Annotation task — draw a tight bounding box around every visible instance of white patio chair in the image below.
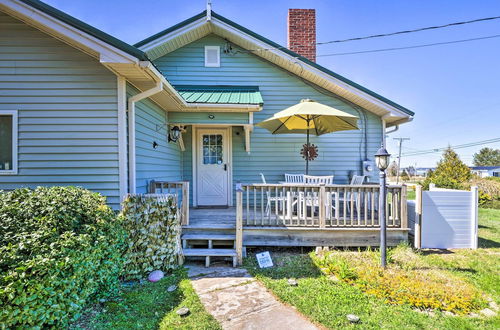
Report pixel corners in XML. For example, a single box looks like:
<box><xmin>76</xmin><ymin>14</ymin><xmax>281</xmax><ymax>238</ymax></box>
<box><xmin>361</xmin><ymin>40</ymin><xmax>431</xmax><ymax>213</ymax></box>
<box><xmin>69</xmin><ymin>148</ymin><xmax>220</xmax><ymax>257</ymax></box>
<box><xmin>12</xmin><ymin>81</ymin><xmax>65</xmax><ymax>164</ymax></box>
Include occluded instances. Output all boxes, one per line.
<box><xmin>338</xmin><ymin>175</ymin><xmax>366</xmax><ymax>213</ymax></box>
<box><xmin>260</xmin><ymin>173</ymin><xmax>287</xmax><ymax>216</ymax></box>
<box><xmin>304</xmin><ymin>175</ymin><xmax>334</xmax><ymax>185</ymax></box>
<box><xmin>285</xmin><ymin>173</ymin><xmax>304</xmax><ymax>183</ymax></box>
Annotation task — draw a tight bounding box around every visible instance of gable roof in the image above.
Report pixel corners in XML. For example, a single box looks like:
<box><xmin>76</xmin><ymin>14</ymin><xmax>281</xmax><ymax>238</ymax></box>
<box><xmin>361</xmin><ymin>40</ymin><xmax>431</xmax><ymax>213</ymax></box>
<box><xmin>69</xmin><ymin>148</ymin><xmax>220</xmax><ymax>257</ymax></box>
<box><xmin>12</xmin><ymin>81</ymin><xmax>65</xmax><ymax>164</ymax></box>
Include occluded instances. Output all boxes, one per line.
<box><xmin>135</xmin><ymin>10</ymin><xmax>414</xmax><ymax>122</ymax></box>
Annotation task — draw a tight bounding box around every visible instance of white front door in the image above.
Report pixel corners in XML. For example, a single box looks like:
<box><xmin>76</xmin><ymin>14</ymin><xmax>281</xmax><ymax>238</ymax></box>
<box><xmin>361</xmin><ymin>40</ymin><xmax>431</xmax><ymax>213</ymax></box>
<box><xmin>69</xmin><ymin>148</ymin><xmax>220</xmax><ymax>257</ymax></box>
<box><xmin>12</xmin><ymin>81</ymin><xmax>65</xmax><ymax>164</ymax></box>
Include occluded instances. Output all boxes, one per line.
<box><xmin>196</xmin><ymin>128</ymin><xmax>230</xmax><ymax>206</ymax></box>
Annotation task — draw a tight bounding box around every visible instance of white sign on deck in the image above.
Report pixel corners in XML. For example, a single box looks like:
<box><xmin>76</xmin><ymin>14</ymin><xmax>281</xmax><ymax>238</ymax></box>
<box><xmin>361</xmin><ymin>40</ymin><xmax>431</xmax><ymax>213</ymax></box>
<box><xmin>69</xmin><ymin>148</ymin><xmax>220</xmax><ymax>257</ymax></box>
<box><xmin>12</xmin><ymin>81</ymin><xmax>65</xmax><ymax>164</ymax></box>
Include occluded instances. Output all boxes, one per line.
<box><xmin>256</xmin><ymin>251</ymin><xmax>273</xmax><ymax>268</ymax></box>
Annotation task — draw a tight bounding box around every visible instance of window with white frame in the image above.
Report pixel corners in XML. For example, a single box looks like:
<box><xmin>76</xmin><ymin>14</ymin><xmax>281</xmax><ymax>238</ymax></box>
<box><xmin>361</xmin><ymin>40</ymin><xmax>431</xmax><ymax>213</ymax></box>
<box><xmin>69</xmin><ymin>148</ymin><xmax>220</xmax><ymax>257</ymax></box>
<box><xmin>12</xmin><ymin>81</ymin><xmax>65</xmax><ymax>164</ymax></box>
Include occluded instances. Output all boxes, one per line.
<box><xmin>0</xmin><ymin>110</ymin><xmax>18</xmax><ymax>174</ymax></box>
<box><xmin>204</xmin><ymin>46</ymin><xmax>220</xmax><ymax>67</ymax></box>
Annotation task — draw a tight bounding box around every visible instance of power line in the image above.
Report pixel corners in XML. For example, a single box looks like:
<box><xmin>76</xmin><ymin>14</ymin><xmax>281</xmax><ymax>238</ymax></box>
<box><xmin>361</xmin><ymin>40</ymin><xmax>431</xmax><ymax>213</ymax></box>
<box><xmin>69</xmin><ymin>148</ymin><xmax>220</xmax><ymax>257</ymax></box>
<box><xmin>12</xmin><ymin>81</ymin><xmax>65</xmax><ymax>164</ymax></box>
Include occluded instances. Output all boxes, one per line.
<box><xmin>317</xmin><ymin>34</ymin><xmax>500</xmax><ymax>57</ymax></box>
<box><xmin>229</xmin><ymin>15</ymin><xmax>500</xmax><ymax>54</ymax></box>
<box><xmin>317</xmin><ymin>16</ymin><xmax>500</xmax><ymax>45</ymax></box>
<box><xmin>402</xmin><ymin>138</ymin><xmax>500</xmax><ymax>156</ymax></box>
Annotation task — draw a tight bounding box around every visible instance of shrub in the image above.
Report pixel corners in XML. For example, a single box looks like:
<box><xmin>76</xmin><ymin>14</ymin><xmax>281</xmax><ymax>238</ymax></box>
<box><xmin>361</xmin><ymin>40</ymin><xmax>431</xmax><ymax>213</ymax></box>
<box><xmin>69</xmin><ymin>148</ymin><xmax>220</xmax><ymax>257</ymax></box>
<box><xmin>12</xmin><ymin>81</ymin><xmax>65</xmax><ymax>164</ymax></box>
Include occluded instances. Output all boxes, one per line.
<box><xmin>0</xmin><ymin>187</ymin><xmax>126</xmax><ymax>328</ymax></box>
<box><xmin>121</xmin><ymin>195</ymin><xmax>181</xmax><ymax>280</ymax></box>
<box><xmin>422</xmin><ymin>148</ymin><xmax>471</xmax><ymax>190</ymax></box>
<box><xmin>312</xmin><ymin>246</ymin><xmax>486</xmax><ymax>314</ymax></box>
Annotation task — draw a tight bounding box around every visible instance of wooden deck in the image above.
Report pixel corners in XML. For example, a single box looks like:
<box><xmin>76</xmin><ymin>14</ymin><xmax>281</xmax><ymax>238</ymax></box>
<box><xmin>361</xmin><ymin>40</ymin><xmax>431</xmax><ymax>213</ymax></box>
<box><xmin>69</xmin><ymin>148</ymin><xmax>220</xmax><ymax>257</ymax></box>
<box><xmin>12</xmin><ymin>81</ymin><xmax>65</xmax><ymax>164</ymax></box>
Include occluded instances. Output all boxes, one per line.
<box><xmin>184</xmin><ymin>207</ymin><xmax>408</xmax><ymax>247</ymax></box>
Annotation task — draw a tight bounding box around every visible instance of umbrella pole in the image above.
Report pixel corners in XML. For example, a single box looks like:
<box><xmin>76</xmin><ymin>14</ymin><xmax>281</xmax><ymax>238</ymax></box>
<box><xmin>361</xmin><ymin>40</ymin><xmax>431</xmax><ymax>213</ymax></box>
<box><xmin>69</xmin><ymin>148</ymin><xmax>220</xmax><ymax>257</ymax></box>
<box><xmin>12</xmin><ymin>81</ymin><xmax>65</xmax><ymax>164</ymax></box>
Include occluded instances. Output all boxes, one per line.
<box><xmin>306</xmin><ymin>129</ymin><xmax>309</xmax><ymax>175</ymax></box>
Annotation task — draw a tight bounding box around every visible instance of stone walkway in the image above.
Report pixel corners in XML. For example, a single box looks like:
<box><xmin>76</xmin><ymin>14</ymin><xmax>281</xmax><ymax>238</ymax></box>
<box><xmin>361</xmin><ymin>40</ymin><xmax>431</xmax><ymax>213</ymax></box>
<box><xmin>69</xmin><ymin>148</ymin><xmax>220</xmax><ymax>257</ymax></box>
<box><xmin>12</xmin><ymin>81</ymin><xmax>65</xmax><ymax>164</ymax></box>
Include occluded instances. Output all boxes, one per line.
<box><xmin>187</xmin><ymin>264</ymin><xmax>319</xmax><ymax>330</ymax></box>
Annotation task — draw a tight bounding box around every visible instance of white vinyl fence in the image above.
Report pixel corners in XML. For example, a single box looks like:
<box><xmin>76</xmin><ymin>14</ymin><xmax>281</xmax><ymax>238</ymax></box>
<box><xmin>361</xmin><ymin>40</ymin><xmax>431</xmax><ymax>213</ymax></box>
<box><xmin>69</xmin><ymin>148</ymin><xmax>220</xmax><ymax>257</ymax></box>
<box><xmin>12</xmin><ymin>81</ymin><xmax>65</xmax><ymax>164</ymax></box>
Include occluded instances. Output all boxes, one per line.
<box><xmin>408</xmin><ymin>185</ymin><xmax>478</xmax><ymax>249</ymax></box>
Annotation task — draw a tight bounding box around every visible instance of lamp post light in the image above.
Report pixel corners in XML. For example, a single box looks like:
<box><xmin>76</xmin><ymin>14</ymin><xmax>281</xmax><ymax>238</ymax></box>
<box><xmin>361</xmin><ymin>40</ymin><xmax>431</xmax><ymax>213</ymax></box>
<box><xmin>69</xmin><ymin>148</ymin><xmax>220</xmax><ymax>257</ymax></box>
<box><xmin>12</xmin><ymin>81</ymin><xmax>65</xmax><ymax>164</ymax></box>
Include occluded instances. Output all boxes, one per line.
<box><xmin>375</xmin><ymin>145</ymin><xmax>391</xmax><ymax>268</ymax></box>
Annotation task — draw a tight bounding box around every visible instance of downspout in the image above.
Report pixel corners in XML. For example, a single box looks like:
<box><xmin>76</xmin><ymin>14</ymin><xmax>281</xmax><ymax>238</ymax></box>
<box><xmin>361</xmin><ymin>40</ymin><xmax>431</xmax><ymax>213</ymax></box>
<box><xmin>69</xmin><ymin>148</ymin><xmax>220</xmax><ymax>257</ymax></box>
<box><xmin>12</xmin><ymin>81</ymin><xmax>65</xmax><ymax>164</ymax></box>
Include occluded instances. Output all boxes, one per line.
<box><xmin>128</xmin><ymin>82</ymin><xmax>163</xmax><ymax>193</ymax></box>
<box><xmin>381</xmin><ymin>114</ymin><xmax>399</xmax><ymax>147</ymax></box>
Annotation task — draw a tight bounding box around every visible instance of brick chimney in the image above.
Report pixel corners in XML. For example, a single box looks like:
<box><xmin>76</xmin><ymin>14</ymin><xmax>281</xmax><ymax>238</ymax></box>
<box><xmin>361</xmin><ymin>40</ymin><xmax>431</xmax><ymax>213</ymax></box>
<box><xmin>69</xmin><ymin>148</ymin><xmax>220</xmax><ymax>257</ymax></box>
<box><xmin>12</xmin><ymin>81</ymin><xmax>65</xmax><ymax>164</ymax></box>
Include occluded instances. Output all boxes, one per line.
<box><xmin>287</xmin><ymin>9</ymin><xmax>316</xmax><ymax>62</ymax></box>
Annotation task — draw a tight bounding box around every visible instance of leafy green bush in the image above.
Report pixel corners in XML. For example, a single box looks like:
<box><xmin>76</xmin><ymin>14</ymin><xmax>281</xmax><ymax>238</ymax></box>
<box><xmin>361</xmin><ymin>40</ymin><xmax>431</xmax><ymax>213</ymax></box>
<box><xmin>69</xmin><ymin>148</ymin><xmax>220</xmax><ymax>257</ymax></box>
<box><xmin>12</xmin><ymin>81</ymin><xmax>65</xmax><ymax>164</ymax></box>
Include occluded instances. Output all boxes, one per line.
<box><xmin>423</xmin><ymin>148</ymin><xmax>471</xmax><ymax>190</ymax></box>
<box><xmin>0</xmin><ymin>187</ymin><xmax>126</xmax><ymax>328</ymax></box>
<box><xmin>121</xmin><ymin>195</ymin><xmax>181</xmax><ymax>280</ymax></box>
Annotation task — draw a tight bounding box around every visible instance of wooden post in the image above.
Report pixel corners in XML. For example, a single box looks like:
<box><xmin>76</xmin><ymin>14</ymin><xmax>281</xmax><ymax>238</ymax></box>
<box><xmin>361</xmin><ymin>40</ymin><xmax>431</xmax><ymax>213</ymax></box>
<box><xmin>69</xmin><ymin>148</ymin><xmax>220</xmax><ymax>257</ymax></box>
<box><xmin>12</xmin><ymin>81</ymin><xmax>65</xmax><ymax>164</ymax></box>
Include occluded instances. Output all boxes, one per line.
<box><xmin>182</xmin><ymin>181</ymin><xmax>189</xmax><ymax>226</ymax></box>
<box><xmin>236</xmin><ymin>190</ymin><xmax>244</xmax><ymax>265</ymax></box>
<box><xmin>401</xmin><ymin>185</ymin><xmax>408</xmax><ymax>229</ymax></box>
<box><xmin>415</xmin><ymin>185</ymin><xmax>422</xmax><ymax>249</ymax></box>
<box><xmin>318</xmin><ymin>184</ymin><xmax>326</xmax><ymax>228</ymax></box>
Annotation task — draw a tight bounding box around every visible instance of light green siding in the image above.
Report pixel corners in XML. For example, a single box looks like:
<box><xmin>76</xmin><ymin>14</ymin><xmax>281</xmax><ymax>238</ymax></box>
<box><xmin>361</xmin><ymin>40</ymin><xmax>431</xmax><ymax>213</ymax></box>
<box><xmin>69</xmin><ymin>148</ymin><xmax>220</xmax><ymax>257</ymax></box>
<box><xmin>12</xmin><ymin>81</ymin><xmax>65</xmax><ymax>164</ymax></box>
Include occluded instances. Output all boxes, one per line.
<box><xmin>0</xmin><ymin>12</ymin><xmax>121</xmax><ymax>207</ymax></box>
<box><xmin>155</xmin><ymin>34</ymin><xmax>383</xmax><ymax>204</ymax></box>
<box><xmin>129</xmin><ymin>85</ymin><xmax>182</xmax><ymax>193</ymax></box>
<box><xmin>168</xmin><ymin>112</ymin><xmax>249</xmax><ymax>124</ymax></box>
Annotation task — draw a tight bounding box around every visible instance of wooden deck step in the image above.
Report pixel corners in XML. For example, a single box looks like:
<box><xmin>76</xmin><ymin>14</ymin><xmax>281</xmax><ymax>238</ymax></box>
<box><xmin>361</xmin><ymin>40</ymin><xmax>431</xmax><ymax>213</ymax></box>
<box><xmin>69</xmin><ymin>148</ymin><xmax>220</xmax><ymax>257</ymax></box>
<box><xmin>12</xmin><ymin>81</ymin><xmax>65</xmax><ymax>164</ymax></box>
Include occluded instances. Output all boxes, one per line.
<box><xmin>182</xmin><ymin>233</ymin><xmax>236</xmax><ymax>241</ymax></box>
<box><xmin>183</xmin><ymin>248</ymin><xmax>237</xmax><ymax>257</ymax></box>
<box><xmin>183</xmin><ymin>248</ymin><xmax>238</xmax><ymax>267</ymax></box>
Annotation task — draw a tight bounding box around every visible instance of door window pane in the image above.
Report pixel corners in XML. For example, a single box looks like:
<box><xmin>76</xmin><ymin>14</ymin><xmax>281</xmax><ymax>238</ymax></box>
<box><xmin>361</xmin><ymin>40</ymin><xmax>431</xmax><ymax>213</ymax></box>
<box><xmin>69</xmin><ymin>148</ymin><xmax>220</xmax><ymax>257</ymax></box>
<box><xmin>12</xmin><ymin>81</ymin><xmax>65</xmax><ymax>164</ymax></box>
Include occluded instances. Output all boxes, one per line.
<box><xmin>202</xmin><ymin>134</ymin><xmax>223</xmax><ymax>165</ymax></box>
<box><xmin>0</xmin><ymin>115</ymin><xmax>13</xmax><ymax>171</ymax></box>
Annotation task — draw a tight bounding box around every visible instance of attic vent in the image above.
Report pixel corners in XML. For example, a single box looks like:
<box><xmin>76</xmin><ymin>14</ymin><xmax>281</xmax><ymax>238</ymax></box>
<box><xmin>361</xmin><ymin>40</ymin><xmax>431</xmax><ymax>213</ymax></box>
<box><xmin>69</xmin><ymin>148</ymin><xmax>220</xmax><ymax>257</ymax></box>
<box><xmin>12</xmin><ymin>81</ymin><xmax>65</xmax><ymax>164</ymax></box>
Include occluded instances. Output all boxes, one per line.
<box><xmin>205</xmin><ymin>46</ymin><xmax>220</xmax><ymax>67</ymax></box>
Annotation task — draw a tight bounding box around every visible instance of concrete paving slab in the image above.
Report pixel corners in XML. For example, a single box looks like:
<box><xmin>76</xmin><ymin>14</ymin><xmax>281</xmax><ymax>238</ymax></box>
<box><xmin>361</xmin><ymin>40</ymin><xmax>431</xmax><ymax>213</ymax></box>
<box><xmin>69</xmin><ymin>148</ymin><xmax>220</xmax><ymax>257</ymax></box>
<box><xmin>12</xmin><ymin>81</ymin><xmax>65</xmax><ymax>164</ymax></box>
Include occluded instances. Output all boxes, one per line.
<box><xmin>185</xmin><ymin>263</ymin><xmax>319</xmax><ymax>330</ymax></box>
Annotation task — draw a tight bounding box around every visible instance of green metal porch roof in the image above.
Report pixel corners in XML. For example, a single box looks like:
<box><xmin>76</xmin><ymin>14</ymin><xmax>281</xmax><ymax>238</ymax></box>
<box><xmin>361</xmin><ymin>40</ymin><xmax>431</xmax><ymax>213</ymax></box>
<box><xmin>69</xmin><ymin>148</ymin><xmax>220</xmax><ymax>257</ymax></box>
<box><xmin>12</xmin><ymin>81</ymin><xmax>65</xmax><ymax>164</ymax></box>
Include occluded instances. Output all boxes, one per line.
<box><xmin>174</xmin><ymin>85</ymin><xmax>263</xmax><ymax>105</ymax></box>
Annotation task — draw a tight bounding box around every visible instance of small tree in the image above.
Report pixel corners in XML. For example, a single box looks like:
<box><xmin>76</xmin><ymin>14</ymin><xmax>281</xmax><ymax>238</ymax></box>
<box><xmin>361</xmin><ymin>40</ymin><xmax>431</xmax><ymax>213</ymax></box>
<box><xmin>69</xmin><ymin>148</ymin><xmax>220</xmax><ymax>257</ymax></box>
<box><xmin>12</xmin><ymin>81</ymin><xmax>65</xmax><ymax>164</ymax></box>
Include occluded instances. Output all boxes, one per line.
<box><xmin>473</xmin><ymin>147</ymin><xmax>500</xmax><ymax>166</ymax></box>
<box><xmin>423</xmin><ymin>147</ymin><xmax>471</xmax><ymax>190</ymax></box>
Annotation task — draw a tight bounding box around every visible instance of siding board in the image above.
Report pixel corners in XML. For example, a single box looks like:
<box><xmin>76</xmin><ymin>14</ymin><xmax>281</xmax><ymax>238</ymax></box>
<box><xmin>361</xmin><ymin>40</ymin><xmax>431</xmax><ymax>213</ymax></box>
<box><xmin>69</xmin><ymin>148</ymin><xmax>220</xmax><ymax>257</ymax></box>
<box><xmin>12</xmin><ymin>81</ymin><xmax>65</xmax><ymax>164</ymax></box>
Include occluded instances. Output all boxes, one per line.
<box><xmin>154</xmin><ymin>34</ymin><xmax>382</xmax><ymax>203</ymax></box>
<box><xmin>0</xmin><ymin>12</ymin><xmax>121</xmax><ymax>208</ymax></box>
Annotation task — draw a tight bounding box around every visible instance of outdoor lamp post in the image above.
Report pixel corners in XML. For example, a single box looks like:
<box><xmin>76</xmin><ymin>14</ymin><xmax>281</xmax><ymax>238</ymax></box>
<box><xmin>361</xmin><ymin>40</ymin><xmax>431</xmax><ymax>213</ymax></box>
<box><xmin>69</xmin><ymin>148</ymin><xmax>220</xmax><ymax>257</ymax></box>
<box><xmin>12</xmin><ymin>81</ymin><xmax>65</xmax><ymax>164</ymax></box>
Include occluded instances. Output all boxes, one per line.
<box><xmin>375</xmin><ymin>145</ymin><xmax>391</xmax><ymax>268</ymax></box>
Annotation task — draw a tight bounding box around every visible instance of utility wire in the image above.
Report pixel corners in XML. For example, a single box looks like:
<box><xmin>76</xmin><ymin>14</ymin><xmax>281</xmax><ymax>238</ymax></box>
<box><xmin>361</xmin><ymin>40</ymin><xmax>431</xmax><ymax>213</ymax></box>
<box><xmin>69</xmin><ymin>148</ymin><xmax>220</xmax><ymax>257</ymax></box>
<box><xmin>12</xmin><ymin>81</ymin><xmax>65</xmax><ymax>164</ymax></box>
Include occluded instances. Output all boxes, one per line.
<box><xmin>317</xmin><ymin>16</ymin><xmax>500</xmax><ymax>45</ymax></box>
<box><xmin>402</xmin><ymin>138</ymin><xmax>500</xmax><ymax>156</ymax></box>
<box><xmin>317</xmin><ymin>34</ymin><xmax>500</xmax><ymax>57</ymax></box>
<box><xmin>228</xmin><ymin>15</ymin><xmax>500</xmax><ymax>54</ymax></box>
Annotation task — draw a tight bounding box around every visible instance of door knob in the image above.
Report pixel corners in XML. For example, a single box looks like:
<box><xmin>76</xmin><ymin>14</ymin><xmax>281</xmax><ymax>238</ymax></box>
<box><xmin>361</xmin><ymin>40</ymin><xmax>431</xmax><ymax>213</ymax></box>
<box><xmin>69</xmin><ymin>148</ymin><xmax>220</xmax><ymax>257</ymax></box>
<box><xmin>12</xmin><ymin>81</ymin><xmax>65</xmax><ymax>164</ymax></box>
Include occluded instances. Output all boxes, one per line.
<box><xmin>224</xmin><ymin>164</ymin><xmax>227</xmax><ymax>171</ymax></box>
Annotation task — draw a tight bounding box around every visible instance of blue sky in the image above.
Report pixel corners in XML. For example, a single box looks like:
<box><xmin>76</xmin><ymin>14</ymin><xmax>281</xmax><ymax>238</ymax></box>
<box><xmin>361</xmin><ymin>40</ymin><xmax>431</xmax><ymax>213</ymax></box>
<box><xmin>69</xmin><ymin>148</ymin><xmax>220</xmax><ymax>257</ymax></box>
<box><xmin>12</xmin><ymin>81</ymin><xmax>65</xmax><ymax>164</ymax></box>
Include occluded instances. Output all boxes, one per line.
<box><xmin>43</xmin><ymin>0</ymin><xmax>500</xmax><ymax>167</ymax></box>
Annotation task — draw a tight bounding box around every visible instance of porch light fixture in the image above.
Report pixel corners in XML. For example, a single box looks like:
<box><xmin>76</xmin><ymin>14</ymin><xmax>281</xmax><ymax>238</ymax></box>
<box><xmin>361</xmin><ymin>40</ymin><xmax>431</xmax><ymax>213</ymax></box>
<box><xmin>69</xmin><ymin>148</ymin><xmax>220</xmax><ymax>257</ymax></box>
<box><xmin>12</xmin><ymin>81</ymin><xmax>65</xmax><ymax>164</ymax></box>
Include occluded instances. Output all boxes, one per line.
<box><xmin>375</xmin><ymin>145</ymin><xmax>391</xmax><ymax>268</ymax></box>
<box><xmin>168</xmin><ymin>126</ymin><xmax>181</xmax><ymax>143</ymax></box>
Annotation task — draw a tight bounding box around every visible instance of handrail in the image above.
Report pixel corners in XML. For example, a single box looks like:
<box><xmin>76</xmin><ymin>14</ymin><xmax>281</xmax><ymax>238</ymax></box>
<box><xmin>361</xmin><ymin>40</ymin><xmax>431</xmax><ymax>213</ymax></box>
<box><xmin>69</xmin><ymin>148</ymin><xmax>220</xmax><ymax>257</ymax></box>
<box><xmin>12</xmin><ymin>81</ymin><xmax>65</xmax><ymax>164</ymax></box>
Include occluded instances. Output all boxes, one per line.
<box><xmin>149</xmin><ymin>180</ymin><xmax>190</xmax><ymax>225</ymax></box>
<box><xmin>238</xmin><ymin>183</ymin><xmax>407</xmax><ymax>229</ymax></box>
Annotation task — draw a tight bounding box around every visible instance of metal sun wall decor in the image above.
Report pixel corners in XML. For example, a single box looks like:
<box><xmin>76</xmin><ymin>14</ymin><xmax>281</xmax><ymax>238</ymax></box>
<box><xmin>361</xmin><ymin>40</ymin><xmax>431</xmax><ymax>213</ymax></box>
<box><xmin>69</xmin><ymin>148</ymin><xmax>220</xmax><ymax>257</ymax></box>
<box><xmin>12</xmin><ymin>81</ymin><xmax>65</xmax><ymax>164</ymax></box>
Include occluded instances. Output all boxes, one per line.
<box><xmin>301</xmin><ymin>143</ymin><xmax>318</xmax><ymax>161</ymax></box>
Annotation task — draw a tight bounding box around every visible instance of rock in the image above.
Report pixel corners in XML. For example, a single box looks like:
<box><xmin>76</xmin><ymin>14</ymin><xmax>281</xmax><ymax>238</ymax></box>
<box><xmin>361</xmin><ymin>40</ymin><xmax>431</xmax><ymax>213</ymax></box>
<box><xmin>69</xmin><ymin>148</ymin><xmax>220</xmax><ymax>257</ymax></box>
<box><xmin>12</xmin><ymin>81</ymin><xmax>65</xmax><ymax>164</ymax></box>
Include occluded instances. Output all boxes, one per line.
<box><xmin>287</xmin><ymin>278</ymin><xmax>298</xmax><ymax>286</ymax></box>
<box><xmin>489</xmin><ymin>301</ymin><xmax>499</xmax><ymax>312</ymax></box>
<box><xmin>480</xmin><ymin>308</ymin><xmax>496</xmax><ymax>317</ymax></box>
<box><xmin>443</xmin><ymin>311</ymin><xmax>455</xmax><ymax>317</ymax></box>
<box><xmin>176</xmin><ymin>307</ymin><xmax>190</xmax><ymax>316</ymax></box>
<box><xmin>328</xmin><ymin>275</ymin><xmax>340</xmax><ymax>282</ymax></box>
<box><xmin>148</xmin><ymin>270</ymin><xmax>164</xmax><ymax>282</ymax></box>
<box><xmin>346</xmin><ymin>314</ymin><xmax>360</xmax><ymax>323</ymax></box>
<box><xmin>469</xmin><ymin>313</ymin><xmax>480</xmax><ymax>318</ymax></box>
<box><xmin>167</xmin><ymin>285</ymin><xmax>177</xmax><ymax>292</ymax></box>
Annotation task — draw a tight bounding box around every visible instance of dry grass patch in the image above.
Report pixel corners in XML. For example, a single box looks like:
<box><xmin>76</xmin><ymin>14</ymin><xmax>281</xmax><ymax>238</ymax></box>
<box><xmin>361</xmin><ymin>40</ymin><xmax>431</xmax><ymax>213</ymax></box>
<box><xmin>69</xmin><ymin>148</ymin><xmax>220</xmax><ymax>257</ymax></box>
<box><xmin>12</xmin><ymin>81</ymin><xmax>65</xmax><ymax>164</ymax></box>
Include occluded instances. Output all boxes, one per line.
<box><xmin>312</xmin><ymin>245</ymin><xmax>487</xmax><ymax>314</ymax></box>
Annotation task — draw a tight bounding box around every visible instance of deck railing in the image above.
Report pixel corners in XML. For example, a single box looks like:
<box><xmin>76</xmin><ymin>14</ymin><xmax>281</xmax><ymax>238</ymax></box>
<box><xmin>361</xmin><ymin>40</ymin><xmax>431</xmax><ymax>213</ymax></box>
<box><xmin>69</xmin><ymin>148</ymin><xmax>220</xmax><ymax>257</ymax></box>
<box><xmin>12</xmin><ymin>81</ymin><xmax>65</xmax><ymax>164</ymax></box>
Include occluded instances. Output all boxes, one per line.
<box><xmin>237</xmin><ymin>183</ymin><xmax>408</xmax><ymax>229</ymax></box>
<box><xmin>149</xmin><ymin>180</ymin><xmax>190</xmax><ymax>225</ymax></box>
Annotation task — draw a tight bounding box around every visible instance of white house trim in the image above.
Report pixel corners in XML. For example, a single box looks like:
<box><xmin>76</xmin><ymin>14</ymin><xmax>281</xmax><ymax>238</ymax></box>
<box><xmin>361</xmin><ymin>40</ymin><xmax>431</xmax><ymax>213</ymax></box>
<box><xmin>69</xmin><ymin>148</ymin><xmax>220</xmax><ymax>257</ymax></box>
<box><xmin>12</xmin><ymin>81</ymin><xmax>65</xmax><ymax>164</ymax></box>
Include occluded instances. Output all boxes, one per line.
<box><xmin>139</xmin><ymin>17</ymin><xmax>207</xmax><ymax>54</ymax></box>
<box><xmin>127</xmin><ymin>81</ymin><xmax>163</xmax><ymax>194</ymax></box>
<box><xmin>117</xmin><ymin>76</ymin><xmax>128</xmax><ymax>201</ymax></box>
<box><xmin>0</xmin><ymin>110</ymin><xmax>18</xmax><ymax>175</ymax></box>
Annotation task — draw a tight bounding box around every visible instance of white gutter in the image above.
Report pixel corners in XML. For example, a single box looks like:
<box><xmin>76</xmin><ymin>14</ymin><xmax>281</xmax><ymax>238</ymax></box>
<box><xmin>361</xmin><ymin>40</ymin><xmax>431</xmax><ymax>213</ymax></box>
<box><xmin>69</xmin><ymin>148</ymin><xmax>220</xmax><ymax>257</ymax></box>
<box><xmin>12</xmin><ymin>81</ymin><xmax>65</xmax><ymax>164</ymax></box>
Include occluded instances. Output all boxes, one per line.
<box><xmin>128</xmin><ymin>81</ymin><xmax>163</xmax><ymax>193</ymax></box>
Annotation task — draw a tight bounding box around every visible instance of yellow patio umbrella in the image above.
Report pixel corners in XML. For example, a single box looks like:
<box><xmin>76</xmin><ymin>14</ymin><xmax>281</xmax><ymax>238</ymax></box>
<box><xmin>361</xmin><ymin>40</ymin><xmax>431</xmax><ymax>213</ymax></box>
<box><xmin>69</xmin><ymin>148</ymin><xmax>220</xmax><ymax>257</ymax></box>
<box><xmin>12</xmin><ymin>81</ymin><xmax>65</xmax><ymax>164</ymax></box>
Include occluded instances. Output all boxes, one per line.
<box><xmin>256</xmin><ymin>99</ymin><xmax>358</xmax><ymax>174</ymax></box>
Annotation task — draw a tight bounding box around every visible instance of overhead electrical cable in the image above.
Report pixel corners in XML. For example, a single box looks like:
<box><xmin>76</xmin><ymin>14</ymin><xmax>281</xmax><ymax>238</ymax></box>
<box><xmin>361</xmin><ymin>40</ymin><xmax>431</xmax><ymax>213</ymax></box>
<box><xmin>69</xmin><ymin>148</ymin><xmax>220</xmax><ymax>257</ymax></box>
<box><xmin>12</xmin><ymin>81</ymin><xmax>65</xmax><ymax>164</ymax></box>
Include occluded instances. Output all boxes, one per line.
<box><xmin>317</xmin><ymin>34</ymin><xmax>500</xmax><ymax>57</ymax></box>
<box><xmin>402</xmin><ymin>138</ymin><xmax>500</xmax><ymax>156</ymax></box>
<box><xmin>316</xmin><ymin>15</ymin><xmax>500</xmax><ymax>45</ymax></box>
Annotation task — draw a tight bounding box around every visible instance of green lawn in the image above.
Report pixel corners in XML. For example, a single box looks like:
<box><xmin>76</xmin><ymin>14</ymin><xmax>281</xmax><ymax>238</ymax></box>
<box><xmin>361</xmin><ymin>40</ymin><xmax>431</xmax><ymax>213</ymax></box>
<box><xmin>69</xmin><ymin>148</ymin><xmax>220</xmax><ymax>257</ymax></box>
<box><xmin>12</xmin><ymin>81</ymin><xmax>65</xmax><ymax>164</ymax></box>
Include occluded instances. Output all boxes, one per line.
<box><xmin>72</xmin><ymin>268</ymin><xmax>220</xmax><ymax>330</ymax></box>
<box><xmin>244</xmin><ymin>208</ymin><xmax>500</xmax><ymax>329</ymax></box>
<box><xmin>74</xmin><ymin>209</ymin><xmax>499</xmax><ymax>329</ymax></box>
